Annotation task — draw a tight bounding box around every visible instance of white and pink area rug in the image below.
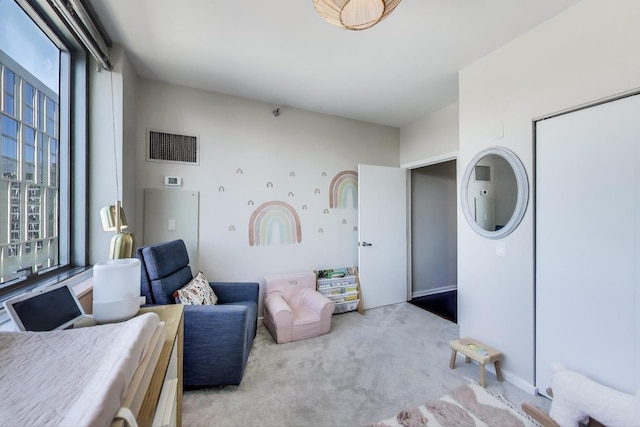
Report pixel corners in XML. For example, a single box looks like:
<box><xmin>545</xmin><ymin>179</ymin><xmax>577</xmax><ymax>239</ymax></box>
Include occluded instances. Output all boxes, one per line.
<box><xmin>370</xmin><ymin>383</ymin><xmax>541</xmax><ymax>427</ymax></box>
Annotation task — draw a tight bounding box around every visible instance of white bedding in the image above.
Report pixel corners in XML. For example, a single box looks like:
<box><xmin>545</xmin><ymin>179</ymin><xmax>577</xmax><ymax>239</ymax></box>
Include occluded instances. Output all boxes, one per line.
<box><xmin>0</xmin><ymin>312</ymin><xmax>161</xmax><ymax>427</ymax></box>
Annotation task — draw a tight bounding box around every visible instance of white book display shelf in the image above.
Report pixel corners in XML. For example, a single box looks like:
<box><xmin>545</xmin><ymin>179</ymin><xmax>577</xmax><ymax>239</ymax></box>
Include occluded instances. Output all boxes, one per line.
<box><xmin>316</xmin><ymin>267</ymin><xmax>364</xmax><ymax>314</ymax></box>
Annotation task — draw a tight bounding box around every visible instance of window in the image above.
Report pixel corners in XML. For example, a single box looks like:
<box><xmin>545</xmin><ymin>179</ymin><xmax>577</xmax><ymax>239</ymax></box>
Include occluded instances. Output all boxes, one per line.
<box><xmin>2</xmin><ymin>69</ymin><xmax>15</xmax><ymax>116</ymax></box>
<box><xmin>0</xmin><ymin>0</ymin><xmax>88</xmax><ymax>299</ymax></box>
<box><xmin>22</xmin><ymin>82</ymin><xmax>35</xmax><ymax>126</ymax></box>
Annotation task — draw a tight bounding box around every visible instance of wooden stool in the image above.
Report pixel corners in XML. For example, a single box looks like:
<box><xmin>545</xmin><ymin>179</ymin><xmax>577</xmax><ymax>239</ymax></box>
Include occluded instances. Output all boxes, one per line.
<box><xmin>449</xmin><ymin>337</ymin><xmax>504</xmax><ymax>387</ymax></box>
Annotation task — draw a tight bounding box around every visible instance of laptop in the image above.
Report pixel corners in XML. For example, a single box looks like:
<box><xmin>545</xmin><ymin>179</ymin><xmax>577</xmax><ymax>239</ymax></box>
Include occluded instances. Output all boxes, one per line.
<box><xmin>3</xmin><ymin>282</ymin><xmax>89</xmax><ymax>331</ymax></box>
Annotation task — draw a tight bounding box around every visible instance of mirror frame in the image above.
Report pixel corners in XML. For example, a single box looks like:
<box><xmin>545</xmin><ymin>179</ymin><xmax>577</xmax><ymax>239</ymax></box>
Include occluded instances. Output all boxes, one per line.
<box><xmin>461</xmin><ymin>146</ymin><xmax>529</xmax><ymax>239</ymax></box>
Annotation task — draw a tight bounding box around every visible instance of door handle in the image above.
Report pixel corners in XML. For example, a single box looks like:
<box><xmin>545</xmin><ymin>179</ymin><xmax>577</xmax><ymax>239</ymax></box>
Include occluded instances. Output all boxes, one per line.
<box><xmin>360</xmin><ymin>242</ymin><xmax>373</xmax><ymax>247</ymax></box>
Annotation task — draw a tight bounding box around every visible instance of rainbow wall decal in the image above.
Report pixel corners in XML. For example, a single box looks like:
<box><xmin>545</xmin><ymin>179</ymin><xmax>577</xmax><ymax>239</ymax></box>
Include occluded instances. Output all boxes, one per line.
<box><xmin>329</xmin><ymin>170</ymin><xmax>358</xmax><ymax>209</ymax></box>
<box><xmin>249</xmin><ymin>201</ymin><xmax>302</xmax><ymax>247</ymax></box>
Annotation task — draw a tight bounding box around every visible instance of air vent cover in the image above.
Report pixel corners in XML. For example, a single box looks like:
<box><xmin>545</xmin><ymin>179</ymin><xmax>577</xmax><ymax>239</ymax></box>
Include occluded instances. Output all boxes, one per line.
<box><xmin>147</xmin><ymin>129</ymin><xmax>199</xmax><ymax>165</ymax></box>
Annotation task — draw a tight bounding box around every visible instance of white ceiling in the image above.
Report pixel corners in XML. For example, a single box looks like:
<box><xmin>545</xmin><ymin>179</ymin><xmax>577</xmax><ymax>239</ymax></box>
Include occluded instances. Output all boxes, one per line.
<box><xmin>88</xmin><ymin>0</ymin><xmax>582</xmax><ymax>128</ymax></box>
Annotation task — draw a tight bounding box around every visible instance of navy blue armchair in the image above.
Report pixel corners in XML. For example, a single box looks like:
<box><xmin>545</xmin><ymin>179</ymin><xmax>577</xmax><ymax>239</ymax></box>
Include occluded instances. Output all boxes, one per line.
<box><xmin>136</xmin><ymin>239</ymin><xmax>258</xmax><ymax>388</ymax></box>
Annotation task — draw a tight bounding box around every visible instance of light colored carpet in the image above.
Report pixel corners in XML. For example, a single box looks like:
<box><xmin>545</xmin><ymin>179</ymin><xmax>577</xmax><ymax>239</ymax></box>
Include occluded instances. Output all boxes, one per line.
<box><xmin>182</xmin><ymin>302</ymin><xmax>549</xmax><ymax>427</ymax></box>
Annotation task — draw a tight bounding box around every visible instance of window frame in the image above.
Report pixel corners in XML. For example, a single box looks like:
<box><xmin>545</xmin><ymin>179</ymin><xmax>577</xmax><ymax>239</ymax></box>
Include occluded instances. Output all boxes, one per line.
<box><xmin>0</xmin><ymin>0</ymin><xmax>89</xmax><ymax>302</ymax></box>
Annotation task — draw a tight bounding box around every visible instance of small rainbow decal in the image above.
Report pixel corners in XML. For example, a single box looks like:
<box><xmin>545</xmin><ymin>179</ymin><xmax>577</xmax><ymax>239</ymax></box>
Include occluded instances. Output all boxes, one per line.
<box><xmin>249</xmin><ymin>201</ymin><xmax>302</xmax><ymax>246</ymax></box>
<box><xmin>329</xmin><ymin>170</ymin><xmax>358</xmax><ymax>209</ymax></box>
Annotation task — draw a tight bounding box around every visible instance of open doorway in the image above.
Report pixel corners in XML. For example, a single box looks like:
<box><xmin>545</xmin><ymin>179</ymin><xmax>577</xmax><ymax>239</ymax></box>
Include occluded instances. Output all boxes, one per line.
<box><xmin>409</xmin><ymin>160</ymin><xmax>457</xmax><ymax>322</ymax></box>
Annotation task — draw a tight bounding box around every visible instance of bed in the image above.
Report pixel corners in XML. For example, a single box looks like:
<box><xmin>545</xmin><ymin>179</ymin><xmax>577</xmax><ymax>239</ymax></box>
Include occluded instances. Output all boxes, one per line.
<box><xmin>0</xmin><ymin>312</ymin><xmax>164</xmax><ymax>426</ymax></box>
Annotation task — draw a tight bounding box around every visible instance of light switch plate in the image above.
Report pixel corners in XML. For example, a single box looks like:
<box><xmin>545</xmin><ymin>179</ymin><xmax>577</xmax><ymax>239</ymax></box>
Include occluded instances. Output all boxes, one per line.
<box><xmin>496</xmin><ymin>241</ymin><xmax>506</xmax><ymax>257</ymax></box>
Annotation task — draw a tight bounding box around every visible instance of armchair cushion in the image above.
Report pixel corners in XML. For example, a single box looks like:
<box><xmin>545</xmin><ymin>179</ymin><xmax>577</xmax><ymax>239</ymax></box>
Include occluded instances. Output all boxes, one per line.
<box><xmin>183</xmin><ymin>297</ymin><xmax>258</xmax><ymax>387</ymax></box>
<box><xmin>142</xmin><ymin>240</ymin><xmax>195</xmax><ymax>305</ymax></box>
<box><xmin>299</xmin><ymin>289</ymin><xmax>335</xmax><ymax>320</ymax></box>
<box><xmin>211</xmin><ymin>282</ymin><xmax>258</xmax><ymax>304</ymax></box>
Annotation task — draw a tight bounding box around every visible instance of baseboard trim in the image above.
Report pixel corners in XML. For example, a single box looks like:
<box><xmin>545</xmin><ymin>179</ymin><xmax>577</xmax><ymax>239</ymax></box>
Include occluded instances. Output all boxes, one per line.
<box><xmin>411</xmin><ymin>285</ymin><xmax>457</xmax><ymax>299</ymax></box>
<box><xmin>502</xmin><ymin>370</ymin><xmax>538</xmax><ymax>395</ymax></box>
<box><xmin>453</xmin><ymin>353</ymin><xmax>537</xmax><ymax>395</ymax></box>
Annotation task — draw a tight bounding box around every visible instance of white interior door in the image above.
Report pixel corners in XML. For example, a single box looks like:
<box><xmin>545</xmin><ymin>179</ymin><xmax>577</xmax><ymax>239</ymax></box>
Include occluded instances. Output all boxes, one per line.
<box><xmin>358</xmin><ymin>164</ymin><xmax>408</xmax><ymax>310</ymax></box>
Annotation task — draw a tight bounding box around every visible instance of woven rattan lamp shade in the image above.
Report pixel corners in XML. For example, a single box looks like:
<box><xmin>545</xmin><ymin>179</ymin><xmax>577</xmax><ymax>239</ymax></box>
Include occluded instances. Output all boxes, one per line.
<box><xmin>313</xmin><ymin>0</ymin><xmax>401</xmax><ymax>30</ymax></box>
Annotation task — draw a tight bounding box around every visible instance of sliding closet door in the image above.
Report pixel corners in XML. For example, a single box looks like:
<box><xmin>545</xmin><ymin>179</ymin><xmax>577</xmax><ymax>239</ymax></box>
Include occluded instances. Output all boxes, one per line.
<box><xmin>536</xmin><ymin>94</ymin><xmax>640</xmax><ymax>395</ymax></box>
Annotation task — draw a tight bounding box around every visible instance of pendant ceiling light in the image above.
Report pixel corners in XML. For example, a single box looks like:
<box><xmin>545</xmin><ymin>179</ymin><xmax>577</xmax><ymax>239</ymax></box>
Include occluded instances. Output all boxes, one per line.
<box><xmin>314</xmin><ymin>0</ymin><xmax>401</xmax><ymax>31</ymax></box>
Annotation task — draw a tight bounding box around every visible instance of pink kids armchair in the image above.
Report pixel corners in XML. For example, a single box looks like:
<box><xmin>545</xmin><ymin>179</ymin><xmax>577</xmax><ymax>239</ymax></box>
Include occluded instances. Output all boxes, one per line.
<box><xmin>264</xmin><ymin>272</ymin><xmax>335</xmax><ymax>344</ymax></box>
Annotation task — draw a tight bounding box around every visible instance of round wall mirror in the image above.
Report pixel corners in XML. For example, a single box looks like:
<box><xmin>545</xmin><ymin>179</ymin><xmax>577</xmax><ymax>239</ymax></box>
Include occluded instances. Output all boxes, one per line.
<box><xmin>461</xmin><ymin>146</ymin><xmax>529</xmax><ymax>239</ymax></box>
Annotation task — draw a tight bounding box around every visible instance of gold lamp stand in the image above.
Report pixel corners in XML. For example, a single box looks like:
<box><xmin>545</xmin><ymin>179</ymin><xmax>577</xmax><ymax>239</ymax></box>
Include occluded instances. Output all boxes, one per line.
<box><xmin>100</xmin><ymin>200</ymin><xmax>135</xmax><ymax>259</ymax></box>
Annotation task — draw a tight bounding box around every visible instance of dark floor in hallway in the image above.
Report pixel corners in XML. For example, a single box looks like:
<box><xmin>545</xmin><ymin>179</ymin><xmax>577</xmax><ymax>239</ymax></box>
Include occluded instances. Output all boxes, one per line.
<box><xmin>410</xmin><ymin>290</ymin><xmax>457</xmax><ymax>323</ymax></box>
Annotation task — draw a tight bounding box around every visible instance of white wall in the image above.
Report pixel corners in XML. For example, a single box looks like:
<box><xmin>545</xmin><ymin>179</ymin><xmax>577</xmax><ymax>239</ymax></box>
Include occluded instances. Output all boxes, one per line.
<box><xmin>89</xmin><ymin>46</ymin><xmax>138</xmax><ymax>264</ymax></box>
<box><xmin>135</xmin><ymin>80</ymin><xmax>399</xmax><ymax>304</ymax></box>
<box><xmin>458</xmin><ymin>0</ymin><xmax>640</xmax><ymax>392</ymax></box>
<box><xmin>400</xmin><ymin>102</ymin><xmax>459</xmax><ymax>166</ymax></box>
<box><xmin>410</xmin><ymin>161</ymin><xmax>457</xmax><ymax>296</ymax></box>
<box><xmin>400</xmin><ymin>102</ymin><xmax>460</xmax><ymax>299</ymax></box>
